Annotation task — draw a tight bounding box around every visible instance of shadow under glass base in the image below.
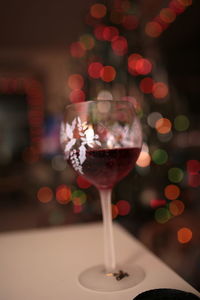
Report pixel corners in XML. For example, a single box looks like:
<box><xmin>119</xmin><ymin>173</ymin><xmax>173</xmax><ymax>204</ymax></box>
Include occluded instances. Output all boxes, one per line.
<box><xmin>78</xmin><ymin>264</ymin><xmax>145</xmax><ymax>292</ymax></box>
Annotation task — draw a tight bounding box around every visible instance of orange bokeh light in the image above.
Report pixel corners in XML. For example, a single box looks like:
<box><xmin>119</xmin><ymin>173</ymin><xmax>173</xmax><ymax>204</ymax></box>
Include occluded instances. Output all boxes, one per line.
<box><xmin>100</xmin><ymin>66</ymin><xmax>116</xmax><ymax>82</ymax></box>
<box><xmin>152</xmin><ymin>82</ymin><xmax>169</xmax><ymax>99</ymax></box>
<box><xmin>164</xmin><ymin>184</ymin><xmax>180</xmax><ymax>200</ymax></box>
<box><xmin>136</xmin><ymin>151</ymin><xmax>151</xmax><ymax>168</ymax></box>
<box><xmin>68</xmin><ymin>74</ymin><xmax>84</xmax><ymax>90</ymax></box>
<box><xmin>155</xmin><ymin>118</ymin><xmax>172</xmax><ymax>134</ymax></box>
<box><xmin>177</xmin><ymin>227</ymin><xmax>193</xmax><ymax>244</ymax></box>
<box><xmin>56</xmin><ymin>185</ymin><xmax>71</xmax><ymax>204</ymax></box>
<box><xmin>112</xmin><ymin>204</ymin><xmax>119</xmax><ymax>219</ymax></box>
<box><xmin>169</xmin><ymin>200</ymin><xmax>185</xmax><ymax>216</ymax></box>
<box><xmin>37</xmin><ymin>186</ymin><xmax>53</xmax><ymax>203</ymax></box>
<box><xmin>90</xmin><ymin>3</ymin><xmax>107</xmax><ymax>19</ymax></box>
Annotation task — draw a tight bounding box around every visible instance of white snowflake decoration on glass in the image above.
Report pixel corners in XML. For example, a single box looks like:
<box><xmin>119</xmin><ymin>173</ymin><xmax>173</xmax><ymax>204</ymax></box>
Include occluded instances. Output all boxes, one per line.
<box><xmin>61</xmin><ymin>117</ymin><xmax>101</xmax><ymax>174</ymax></box>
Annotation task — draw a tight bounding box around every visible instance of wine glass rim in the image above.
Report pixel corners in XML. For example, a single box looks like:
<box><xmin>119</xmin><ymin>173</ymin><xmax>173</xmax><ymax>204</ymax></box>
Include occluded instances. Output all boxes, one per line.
<box><xmin>65</xmin><ymin>100</ymin><xmax>134</xmax><ymax>110</ymax></box>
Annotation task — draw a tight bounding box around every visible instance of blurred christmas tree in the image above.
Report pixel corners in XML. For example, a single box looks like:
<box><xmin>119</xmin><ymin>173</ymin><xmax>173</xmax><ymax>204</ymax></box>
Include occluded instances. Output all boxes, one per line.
<box><xmin>65</xmin><ymin>0</ymin><xmax>198</xmax><ymax>234</ymax></box>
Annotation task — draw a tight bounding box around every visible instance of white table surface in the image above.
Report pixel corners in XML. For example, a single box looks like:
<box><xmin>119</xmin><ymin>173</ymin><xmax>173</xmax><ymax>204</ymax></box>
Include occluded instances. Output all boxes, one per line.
<box><xmin>0</xmin><ymin>222</ymin><xmax>199</xmax><ymax>300</ymax></box>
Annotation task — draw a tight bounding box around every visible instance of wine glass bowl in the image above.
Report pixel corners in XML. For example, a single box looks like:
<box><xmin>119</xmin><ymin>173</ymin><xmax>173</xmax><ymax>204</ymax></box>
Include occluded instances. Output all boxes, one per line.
<box><xmin>60</xmin><ymin>100</ymin><xmax>144</xmax><ymax>292</ymax></box>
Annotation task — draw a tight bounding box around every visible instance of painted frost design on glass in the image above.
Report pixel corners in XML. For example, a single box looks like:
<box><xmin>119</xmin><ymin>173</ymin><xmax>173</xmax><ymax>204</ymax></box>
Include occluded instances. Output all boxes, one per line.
<box><xmin>60</xmin><ymin>117</ymin><xmax>101</xmax><ymax>174</ymax></box>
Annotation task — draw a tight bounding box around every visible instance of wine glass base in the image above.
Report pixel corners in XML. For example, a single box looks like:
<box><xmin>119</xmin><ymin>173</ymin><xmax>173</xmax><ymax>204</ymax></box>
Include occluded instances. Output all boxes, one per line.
<box><xmin>78</xmin><ymin>264</ymin><xmax>145</xmax><ymax>292</ymax></box>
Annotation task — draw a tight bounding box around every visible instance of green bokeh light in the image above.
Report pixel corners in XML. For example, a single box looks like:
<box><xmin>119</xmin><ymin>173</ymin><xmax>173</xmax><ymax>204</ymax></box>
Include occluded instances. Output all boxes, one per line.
<box><xmin>152</xmin><ymin>149</ymin><xmax>168</xmax><ymax>165</ymax></box>
<box><xmin>168</xmin><ymin>167</ymin><xmax>184</xmax><ymax>183</ymax></box>
<box><xmin>174</xmin><ymin>115</ymin><xmax>190</xmax><ymax>131</ymax></box>
<box><xmin>155</xmin><ymin>207</ymin><xmax>171</xmax><ymax>224</ymax></box>
<box><xmin>72</xmin><ymin>189</ymin><xmax>87</xmax><ymax>204</ymax></box>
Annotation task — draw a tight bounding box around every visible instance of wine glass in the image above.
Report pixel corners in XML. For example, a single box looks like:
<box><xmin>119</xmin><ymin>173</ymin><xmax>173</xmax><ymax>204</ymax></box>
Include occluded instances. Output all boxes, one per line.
<box><xmin>60</xmin><ymin>100</ymin><xmax>144</xmax><ymax>292</ymax></box>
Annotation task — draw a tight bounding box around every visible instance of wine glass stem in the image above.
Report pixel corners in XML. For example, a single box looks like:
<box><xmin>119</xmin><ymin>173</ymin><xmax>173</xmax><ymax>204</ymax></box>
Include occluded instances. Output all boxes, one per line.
<box><xmin>99</xmin><ymin>189</ymin><xmax>116</xmax><ymax>273</ymax></box>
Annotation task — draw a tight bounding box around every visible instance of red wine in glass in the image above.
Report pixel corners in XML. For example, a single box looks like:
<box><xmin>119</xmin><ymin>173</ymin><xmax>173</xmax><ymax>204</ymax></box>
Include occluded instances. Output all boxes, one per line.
<box><xmin>67</xmin><ymin>147</ymin><xmax>141</xmax><ymax>189</ymax></box>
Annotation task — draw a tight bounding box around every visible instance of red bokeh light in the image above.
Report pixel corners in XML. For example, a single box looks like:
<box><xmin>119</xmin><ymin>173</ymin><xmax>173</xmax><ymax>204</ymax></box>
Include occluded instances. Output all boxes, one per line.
<box><xmin>111</xmin><ymin>36</ymin><xmax>128</xmax><ymax>56</ymax></box>
<box><xmin>77</xmin><ymin>175</ymin><xmax>92</xmax><ymax>189</ymax></box>
<box><xmin>188</xmin><ymin>174</ymin><xmax>200</xmax><ymax>188</ymax></box>
<box><xmin>139</xmin><ymin>77</ymin><xmax>154</xmax><ymax>94</ymax></box>
<box><xmin>100</xmin><ymin>66</ymin><xmax>116</xmax><ymax>82</ymax></box>
<box><xmin>70</xmin><ymin>42</ymin><xmax>85</xmax><ymax>58</ymax></box>
<box><xmin>187</xmin><ymin>160</ymin><xmax>200</xmax><ymax>174</ymax></box>
<box><xmin>69</xmin><ymin>89</ymin><xmax>85</xmax><ymax>103</ymax></box>
<box><xmin>169</xmin><ymin>0</ymin><xmax>186</xmax><ymax>14</ymax></box>
<box><xmin>103</xmin><ymin>26</ymin><xmax>119</xmax><ymax>41</ymax></box>
<box><xmin>150</xmin><ymin>199</ymin><xmax>166</xmax><ymax>208</ymax></box>
<box><xmin>37</xmin><ymin>186</ymin><xmax>53</xmax><ymax>203</ymax></box>
<box><xmin>94</xmin><ymin>24</ymin><xmax>106</xmax><ymax>40</ymax></box>
<box><xmin>135</xmin><ymin>58</ymin><xmax>152</xmax><ymax>75</ymax></box>
<box><xmin>88</xmin><ymin>62</ymin><xmax>103</xmax><ymax>79</ymax></box>
<box><xmin>116</xmin><ymin>200</ymin><xmax>131</xmax><ymax>216</ymax></box>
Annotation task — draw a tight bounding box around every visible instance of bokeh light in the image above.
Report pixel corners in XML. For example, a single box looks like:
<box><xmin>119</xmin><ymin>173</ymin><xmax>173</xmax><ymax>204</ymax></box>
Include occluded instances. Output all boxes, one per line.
<box><xmin>77</xmin><ymin>175</ymin><xmax>92</xmax><ymax>189</ymax></box>
<box><xmin>116</xmin><ymin>200</ymin><xmax>131</xmax><ymax>216</ymax></box>
<box><xmin>155</xmin><ymin>207</ymin><xmax>171</xmax><ymax>223</ymax></box>
<box><xmin>169</xmin><ymin>199</ymin><xmax>185</xmax><ymax>216</ymax></box>
<box><xmin>187</xmin><ymin>160</ymin><xmax>200</xmax><ymax>174</ymax></box>
<box><xmin>37</xmin><ymin>186</ymin><xmax>53</xmax><ymax>203</ymax></box>
<box><xmin>69</xmin><ymin>89</ymin><xmax>85</xmax><ymax>103</ymax></box>
<box><xmin>103</xmin><ymin>26</ymin><xmax>119</xmax><ymax>41</ymax></box>
<box><xmin>160</xmin><ymin>8</ymin><xmax>176</xmax><ymax>23</ymax></box>
<box><xmin>80</xmin><ymin>34</ymin><xmax>95</xmax><ymax>50</ymax></box>
<box><xmin>97</xmin><ymin>90</ymin><xmax>113</xmax><ymax>100</ymax></box>
<box><xmin>88</xmin><ymin>62</ymin><xmax>103</xmax><ymax>79</ymax></box>
<box><xmin>168</xmin><ymin>167</ymin><xmax>184</xmax><ymax>183</ymax></box>
<box><xmin>150</xmin><ymin>199</ymin><xmax>166</xmax><ymax>208</ymax></box>
<box><xmin>70</xmin><ymin>42</ymin><xmax>85</xmax><ymax>58</ymax></box>
<box><xmin>68</xmin><ymin>74</ymin><xmax>84</xmax><ymax>90</ymax></box>
<box><xmin>174</xmin><ymin>115</ymin><xmax>190</xmax><ymax>131</ymax></box>
<box><xmin>136</xmin><ymin>151</ymin><xmax>151</xmax><ymax>168</ymax></box>
<box><xmin>164</xmin><ymin>184</ymin><xmax>180</xmax><ymax>200</ymax></box>
<box><xmin>188</xmin><ymin>173</ymin><xmax>200</xmax><ymax>188</ymax></box>
<box><xmin>100</xmin><ymin>66</ymin><xmax>116</xmax><ymax>82</ymax></box>
<box><xmin>155</xmin><ymin>118</ymin><xmax>172</xmax><ymax>134</ymax></box>
<box><xmin>112</xmin><ymin>204</ymin><xmax>119</xmax><ymax>219</ymax></box>
<box><xmin>94</xmin><ymin>24</ymin><xmax>107</xmax><ymax>40</ymax></box>
<box><xmin>111</xmin><ymin>36</ymin><xmax>128</xmax><ymax>56</ymax></box>
<box><xmin>90</xmin><ymin>3</ymin><xmax>107</xmax><ymax>19</ymax></box>
<box><xmin>177</xmin><ymin>227</ymin><xmax>193</xmax><ymax>244</ymax></box>
<box><xmin>152</xmin><ymin>82</ymin><xmax>169</xmax><ymax>99</ymax></box>
<box><xmin>56</xmin><ymin>185</ymin><xmax>71</xmax><ymax>204</ymax></box>
<box><xmin>135</xmin><ymin>58</ymin><xmax>152</xmax><ymax>75</ymax></box>
<box><xmin>72</xmin><ymin>190</ymin><xmax>87</xmax><ymax>205</ymax></box>
<box><xmin>145</xmin><ymin>21</ymin><xmax>162</xmax><ymax>38</ymax></box>
<box><xmin>147</xmin><ymin>112</ymin><xmax>163</xmax><ymax>128</ymax></box>
<box><xmin>152</xmin><ymin>149</ymin><xmax>168</xmax><ymax>165</ymax></box>
<box><xmin>139</xmin><ymin>77</ymin><xmax>154</xmax><ymax>94</ymax></box>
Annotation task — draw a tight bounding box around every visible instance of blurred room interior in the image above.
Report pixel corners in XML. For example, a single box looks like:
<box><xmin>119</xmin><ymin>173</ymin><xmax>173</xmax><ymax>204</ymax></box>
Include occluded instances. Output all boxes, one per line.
<box><xmin>0</xmin><ymin>0</ymin><xmax>199</xmax><ymax>291</ymax></box>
